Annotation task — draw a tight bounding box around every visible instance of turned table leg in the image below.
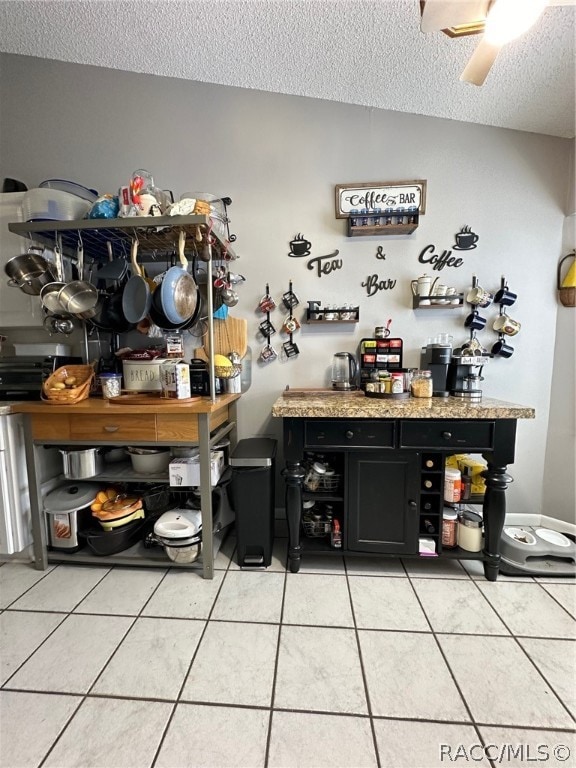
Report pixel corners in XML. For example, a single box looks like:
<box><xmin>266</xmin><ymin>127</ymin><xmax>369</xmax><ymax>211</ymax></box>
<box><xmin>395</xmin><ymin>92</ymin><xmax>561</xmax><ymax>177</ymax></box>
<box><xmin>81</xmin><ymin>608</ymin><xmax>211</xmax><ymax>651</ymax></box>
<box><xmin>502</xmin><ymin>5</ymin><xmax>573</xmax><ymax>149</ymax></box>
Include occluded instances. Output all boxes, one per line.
<box><xmin>282</xmin><ymin>462</ymin><xmax>305</xmax><ymax>573</ymax></box>
<box><xmin>482</xmin><ymin>463</ymin><xmax>513</xmax><ymax>581</ymax></box>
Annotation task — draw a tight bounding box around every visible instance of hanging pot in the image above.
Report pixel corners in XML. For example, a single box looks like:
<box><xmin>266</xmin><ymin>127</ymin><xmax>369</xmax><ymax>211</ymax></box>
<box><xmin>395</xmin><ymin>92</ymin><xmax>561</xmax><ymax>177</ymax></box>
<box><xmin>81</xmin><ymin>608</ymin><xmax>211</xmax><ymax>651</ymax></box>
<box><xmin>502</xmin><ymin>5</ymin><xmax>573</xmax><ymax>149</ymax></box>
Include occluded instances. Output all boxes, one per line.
<box><xmin>4</xmin><ymin>246</ymin><xmax>57</xmax><ymax>296</ymax></box>
<box><xmin>159</xmin><ymin>230</ymin><xmax>198</xmax><ymax>324</ymax></box>
<box><xmin>57</xmin><ymin>240</ymin><xmax>100</xmax><ymax>320</ymax></box>
<box><xmin>40</xmin><ymin>244</ymin><xmax>68</xmax><ymax>313</ymax></box>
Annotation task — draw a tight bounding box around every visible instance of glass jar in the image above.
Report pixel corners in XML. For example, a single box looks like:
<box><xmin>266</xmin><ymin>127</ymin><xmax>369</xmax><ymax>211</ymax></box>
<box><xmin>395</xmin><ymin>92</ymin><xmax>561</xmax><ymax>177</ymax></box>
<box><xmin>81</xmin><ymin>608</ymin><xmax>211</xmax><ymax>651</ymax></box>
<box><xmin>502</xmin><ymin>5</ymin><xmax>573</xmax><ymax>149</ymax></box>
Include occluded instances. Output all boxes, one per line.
<box><xmin>411</xmin><ymin>370</ymin><xmax>433</xmax><ymax>398</ymax></box>
<box><xmin>442</xmin><ymin>509</ymin><xmax>458</xmax><ymax>549</ymax></box>
<box><xmin>457</xmin><ymin>510</ymin><xmax>483</xmax><ymax>552</ymax></box>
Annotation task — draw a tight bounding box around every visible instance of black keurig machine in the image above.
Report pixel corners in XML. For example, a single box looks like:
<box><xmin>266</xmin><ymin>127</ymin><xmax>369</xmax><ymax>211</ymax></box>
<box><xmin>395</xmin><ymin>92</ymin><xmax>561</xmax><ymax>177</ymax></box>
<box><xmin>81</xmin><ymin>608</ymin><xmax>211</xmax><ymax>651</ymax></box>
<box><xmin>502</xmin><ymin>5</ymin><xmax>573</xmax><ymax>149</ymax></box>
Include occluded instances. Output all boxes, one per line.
<box><xmin>420</xmin><ymin>342</ymin><xmax>451</xmax><ymax>396</ymax></box>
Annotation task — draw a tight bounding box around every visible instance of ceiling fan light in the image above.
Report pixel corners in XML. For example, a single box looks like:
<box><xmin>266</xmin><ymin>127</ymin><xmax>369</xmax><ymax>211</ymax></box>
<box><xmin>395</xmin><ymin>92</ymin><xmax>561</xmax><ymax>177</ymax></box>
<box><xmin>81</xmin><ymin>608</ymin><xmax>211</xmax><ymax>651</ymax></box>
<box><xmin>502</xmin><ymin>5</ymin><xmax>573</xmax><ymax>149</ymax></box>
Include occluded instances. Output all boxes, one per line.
<box><xmin>484</xmin><ymin>0</ymin><xmax>549</xmax><ymax>45</ymax></box>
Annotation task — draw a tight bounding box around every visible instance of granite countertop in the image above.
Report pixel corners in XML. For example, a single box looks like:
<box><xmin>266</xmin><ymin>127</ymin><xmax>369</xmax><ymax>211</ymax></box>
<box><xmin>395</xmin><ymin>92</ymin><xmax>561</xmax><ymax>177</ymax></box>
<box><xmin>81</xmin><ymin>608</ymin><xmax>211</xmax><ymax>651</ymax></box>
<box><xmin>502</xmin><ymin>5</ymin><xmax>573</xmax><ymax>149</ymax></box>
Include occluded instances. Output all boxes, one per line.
<box><xmin>272</xmin><ymin>392</ymin><xmax>535</xmax><ymax>419</ymax></box>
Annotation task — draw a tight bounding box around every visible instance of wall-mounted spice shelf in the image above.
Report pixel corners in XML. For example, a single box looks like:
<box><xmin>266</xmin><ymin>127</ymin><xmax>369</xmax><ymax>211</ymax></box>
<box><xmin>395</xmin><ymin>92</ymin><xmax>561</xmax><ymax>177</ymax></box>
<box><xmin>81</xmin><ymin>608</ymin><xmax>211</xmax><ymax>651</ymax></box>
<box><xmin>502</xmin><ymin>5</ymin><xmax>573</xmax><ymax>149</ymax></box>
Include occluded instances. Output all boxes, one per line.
<box><xmin>412</xmin><ymin>294</ymin><xmax>464</xmax><ymax>310</ymax></box>
<box><xmin>347</xmin><ymin>218</ymin><xmax>419</xmax><ymax>237</ymax></box>
<box><xmin>305</xmin><ymin>305</ymin><xmax>359</xmax><ymax>323</ymax></box>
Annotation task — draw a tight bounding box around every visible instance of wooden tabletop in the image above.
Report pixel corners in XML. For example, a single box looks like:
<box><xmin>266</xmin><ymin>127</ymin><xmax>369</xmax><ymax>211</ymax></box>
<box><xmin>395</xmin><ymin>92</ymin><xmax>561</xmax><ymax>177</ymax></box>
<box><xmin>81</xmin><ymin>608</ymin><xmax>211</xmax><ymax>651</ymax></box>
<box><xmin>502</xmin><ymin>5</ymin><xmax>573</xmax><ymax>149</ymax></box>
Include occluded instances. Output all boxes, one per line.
<box><xmin>12</xmin><ymin>393</ymin><xmax>240</xmax><ymax>416</ymax></box>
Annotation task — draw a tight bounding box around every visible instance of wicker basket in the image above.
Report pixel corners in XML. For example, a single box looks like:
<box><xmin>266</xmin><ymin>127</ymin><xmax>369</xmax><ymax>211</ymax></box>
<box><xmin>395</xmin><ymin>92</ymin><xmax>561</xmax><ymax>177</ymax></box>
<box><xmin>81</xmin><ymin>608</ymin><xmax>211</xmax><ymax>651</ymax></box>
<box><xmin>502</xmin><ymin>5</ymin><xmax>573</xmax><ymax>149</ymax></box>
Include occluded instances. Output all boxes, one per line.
<box><xmin>41</xmin><ymin>364</ymin><xmax>95</xmax><ymax>404</ymax></box>
<box><xmin>214</xmin><ymin>363</ymin><xmax>241</xmax><ymax>379</ymax></box>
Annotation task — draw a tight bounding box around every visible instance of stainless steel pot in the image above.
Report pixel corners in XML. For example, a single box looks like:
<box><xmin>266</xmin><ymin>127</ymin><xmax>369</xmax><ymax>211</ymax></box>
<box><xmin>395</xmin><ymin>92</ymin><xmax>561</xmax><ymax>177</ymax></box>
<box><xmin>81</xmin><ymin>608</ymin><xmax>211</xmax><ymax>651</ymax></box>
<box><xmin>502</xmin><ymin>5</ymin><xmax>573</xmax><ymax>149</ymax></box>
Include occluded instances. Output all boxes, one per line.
<box><xmin>4</xmin><ymin>247</ymin><xmax>57</xmax><ymax>296</ymax></box>
<box><xmin>59</xmin><ymin>448</ymin><xmax>104</xmax><ymax>480</ymax></box>
<box><xmin>57</xmin><ymin>242</ymin><xmax>99</xmax><ymax>319</ymax></box>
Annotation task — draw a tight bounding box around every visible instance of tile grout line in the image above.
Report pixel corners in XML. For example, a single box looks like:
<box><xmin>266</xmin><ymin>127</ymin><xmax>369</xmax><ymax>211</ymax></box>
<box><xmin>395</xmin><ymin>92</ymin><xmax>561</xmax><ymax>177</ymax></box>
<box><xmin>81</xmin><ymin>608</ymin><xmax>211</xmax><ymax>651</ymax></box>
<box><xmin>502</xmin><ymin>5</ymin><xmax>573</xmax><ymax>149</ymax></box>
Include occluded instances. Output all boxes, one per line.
<box><xmin>344</xmin><ymin>557</ymin><xmax>382</xmax><ymax>768</ymax></box>
<box><xmin>263</xmin><ymin>556</ymin><xmax>289</xmax><ymax>768</ymax></box>
<box><xmin>472</xmin><ymin>579</ymin><xmax>576</xmax><ymax>726</ymax></box>
<box><xmin>35</xmin><ymin>562</ymin><xmax>175</xmax><ymax>768</ymax></box>
<box><xmin>149</xmin><ymin>549</ymin><xmax>233</xmax><ymax>768</ymax></box>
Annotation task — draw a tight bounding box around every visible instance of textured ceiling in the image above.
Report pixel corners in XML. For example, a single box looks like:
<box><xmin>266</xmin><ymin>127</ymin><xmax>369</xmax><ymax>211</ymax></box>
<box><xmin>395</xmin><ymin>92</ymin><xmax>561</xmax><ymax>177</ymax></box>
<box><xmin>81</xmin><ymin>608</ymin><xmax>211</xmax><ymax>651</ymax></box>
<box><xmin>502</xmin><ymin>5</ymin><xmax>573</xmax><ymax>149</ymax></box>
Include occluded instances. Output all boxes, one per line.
<box><xmin>0</xmin><ymin>0</ymin><xmax>574</xmax><ymax>138</ymax></box>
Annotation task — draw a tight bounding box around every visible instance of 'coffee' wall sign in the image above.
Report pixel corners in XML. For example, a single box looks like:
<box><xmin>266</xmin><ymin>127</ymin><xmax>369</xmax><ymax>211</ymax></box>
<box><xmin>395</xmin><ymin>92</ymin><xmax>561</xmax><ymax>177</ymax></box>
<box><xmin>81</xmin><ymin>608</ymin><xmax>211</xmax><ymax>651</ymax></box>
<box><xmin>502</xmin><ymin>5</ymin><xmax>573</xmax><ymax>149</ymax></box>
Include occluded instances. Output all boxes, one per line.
<box><xmin>335</xmin><ymin>180</ymin><xmax>427</xmax><ymax>218</ymax></box>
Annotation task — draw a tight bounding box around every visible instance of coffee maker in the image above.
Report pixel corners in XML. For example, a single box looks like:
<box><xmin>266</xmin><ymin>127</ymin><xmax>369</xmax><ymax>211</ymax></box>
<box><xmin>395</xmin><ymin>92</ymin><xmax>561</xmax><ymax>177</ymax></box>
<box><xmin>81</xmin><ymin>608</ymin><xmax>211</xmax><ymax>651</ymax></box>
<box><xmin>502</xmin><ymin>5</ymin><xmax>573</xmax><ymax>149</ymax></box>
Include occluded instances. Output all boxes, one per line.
<box><xmin>447</xmin><ymin>353</ymin><xmax>489</xmax><ymax>401</ymax></box>
<box><xmin>420</xmin><ymin>340</ymin><xmax>451</xmax><ymax>396</ymax></box>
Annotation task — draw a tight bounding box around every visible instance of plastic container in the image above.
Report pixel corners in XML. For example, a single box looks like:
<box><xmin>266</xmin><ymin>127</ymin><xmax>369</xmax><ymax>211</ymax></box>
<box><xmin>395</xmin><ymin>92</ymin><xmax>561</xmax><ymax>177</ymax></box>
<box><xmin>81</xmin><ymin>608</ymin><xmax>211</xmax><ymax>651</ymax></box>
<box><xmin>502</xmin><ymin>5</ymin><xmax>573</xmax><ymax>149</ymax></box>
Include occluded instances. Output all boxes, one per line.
<box><xmin>444</xmin><ymin>467</ymin><xmax>462</xmax><ymax>503</ymax></box>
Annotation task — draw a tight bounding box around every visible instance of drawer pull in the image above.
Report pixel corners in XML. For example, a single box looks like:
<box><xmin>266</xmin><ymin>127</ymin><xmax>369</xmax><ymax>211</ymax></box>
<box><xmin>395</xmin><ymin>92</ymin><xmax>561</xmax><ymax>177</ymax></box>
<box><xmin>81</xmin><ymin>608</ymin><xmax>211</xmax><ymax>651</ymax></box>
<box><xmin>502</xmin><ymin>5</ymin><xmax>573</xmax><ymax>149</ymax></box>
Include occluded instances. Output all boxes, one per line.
<box><xmin>103</xmin><ymin>425</ymin><xmax>120</xmax><ymax>433</ymax></box>
<box><xmin>441</xmin><ymin>431</ymin><xmax>452</xmax><ymax>440</ymax></box>
<box><xmin>408</xmin><ymin>500</ymin><xmax>417</xmax><ymax>509</ymax></box>
<box><xmin>345</xmin><ymin>430</ymin><xmax>354</xmax><ymax>439</ymax></box>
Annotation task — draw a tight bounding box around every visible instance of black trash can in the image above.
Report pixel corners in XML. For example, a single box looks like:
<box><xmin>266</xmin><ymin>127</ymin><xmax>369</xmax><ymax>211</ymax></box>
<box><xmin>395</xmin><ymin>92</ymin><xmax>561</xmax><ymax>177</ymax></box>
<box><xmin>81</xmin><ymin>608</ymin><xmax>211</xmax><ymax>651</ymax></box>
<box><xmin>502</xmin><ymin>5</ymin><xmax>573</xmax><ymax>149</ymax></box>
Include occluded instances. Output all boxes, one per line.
<box><xmin>230</xmin><ymin>438</ymin><xmax>277</xmax><ymax>567</ymax></box>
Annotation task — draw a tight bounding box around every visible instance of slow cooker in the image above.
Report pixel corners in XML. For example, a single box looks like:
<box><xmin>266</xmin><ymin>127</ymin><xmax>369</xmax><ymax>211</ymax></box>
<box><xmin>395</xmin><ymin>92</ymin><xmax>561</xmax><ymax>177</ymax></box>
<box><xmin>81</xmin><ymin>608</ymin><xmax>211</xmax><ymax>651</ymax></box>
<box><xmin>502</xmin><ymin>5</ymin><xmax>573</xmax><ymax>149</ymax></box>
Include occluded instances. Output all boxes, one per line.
<box><xmin>153</xmin><ymin>509</ymin><xmax>202</xmax><ymax>563</ymax></box>
<box><xmin>44</xmin><ymin>482</ymin><xmax>101</xmax><ymax>551</ymax></box>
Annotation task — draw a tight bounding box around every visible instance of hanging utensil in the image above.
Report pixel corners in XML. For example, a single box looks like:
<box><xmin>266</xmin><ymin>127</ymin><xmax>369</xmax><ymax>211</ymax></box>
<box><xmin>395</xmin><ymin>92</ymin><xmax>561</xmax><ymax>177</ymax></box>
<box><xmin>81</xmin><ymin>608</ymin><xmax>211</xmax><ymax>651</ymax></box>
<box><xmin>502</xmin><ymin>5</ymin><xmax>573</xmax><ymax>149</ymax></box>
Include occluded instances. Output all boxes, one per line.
<box><xmin>57</xmin><ymin>237</ymin><xmax>100</xmax><ymax>319</ymax></box>
<box><xmin>39</xmin><ymin>243</ymin><xmax>68</xmax><ymax>314</ymax></box>
<box><xmin>95</xmin><ymin>241</ymin><xmax>128</xmax><ymax>282</ymax></box>
<box><xmin>122</xmin><ymin>238</ymin><xmax>152</xmax><ymax>324</ymax></box>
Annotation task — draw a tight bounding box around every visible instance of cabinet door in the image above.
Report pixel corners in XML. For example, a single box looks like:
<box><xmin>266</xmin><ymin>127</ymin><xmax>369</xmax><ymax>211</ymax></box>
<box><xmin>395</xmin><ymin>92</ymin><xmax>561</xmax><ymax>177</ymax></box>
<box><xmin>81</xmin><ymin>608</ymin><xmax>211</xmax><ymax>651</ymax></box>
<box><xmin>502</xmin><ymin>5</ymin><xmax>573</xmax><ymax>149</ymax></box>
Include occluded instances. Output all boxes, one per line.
<box><xmin>0</xmin><ymin>193</ymin><xmax>45</xmax><ymax>327</ymax></box>
<box><xmin>347</xmin><ymin>451</ymin><xmax>419</xmax><ymax>554</ymax></box>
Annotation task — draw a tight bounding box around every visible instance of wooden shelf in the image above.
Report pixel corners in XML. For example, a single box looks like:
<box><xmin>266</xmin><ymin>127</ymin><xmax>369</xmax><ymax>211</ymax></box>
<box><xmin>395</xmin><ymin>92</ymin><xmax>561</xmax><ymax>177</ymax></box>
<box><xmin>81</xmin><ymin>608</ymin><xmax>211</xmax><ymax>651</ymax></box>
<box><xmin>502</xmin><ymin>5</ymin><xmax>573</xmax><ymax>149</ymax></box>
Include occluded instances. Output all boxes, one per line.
<box><xmin>412</xmin><ymin>294</ymin><xmax>464</xmax><ymax>309</ymax></box>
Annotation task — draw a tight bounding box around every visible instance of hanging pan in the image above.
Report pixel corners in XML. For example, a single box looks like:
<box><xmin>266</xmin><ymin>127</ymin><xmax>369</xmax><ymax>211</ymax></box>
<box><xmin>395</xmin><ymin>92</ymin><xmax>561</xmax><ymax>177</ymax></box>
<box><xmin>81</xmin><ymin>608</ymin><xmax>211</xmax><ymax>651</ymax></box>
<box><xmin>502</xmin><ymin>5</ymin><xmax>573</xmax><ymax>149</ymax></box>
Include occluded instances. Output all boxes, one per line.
<box><xmin>159</xmin><ymin>230</ymin><xmax>198</xmax><ymax>324</ymax></box>
<box><xmin>39</xmin><ymin>243</ymin><xmax>68</xmax><ymax>314</ymax></box>
<box><xmin>57</xmin><ymin>239</ymin><xmax>100</xmax><ymax>320</ymax></box>
<box><xmin>122</xmin><ymin>239</ymin><xmax>152</xmax><ymax>324</ymax></box>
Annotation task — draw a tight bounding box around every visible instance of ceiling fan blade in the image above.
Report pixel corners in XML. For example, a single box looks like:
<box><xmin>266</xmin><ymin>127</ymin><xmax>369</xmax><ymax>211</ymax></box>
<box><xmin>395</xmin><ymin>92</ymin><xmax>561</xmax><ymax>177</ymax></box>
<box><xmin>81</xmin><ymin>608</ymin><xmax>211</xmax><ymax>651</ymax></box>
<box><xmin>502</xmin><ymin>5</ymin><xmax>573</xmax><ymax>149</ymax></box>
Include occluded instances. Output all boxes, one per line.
<box><xmin>460</xmin><ymin>37</ymin><xmax>502</xmax><ymax>85</ymax></box>
<box><xmin>421</xmin><ymin>0</ymin><xmax>491</xmax><ymax>32</ymax></box>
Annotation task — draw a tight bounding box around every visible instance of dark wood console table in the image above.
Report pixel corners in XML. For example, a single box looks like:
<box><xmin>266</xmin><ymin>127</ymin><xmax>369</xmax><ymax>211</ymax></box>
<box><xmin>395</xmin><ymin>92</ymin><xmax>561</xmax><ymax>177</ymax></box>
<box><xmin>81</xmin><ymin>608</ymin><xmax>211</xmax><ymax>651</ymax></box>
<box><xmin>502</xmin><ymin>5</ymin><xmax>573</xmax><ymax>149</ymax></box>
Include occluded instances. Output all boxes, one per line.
<box><xmin>272</xmin><ymin>393</ymin><xmax>534</xmax><ymax>581</ymax></box>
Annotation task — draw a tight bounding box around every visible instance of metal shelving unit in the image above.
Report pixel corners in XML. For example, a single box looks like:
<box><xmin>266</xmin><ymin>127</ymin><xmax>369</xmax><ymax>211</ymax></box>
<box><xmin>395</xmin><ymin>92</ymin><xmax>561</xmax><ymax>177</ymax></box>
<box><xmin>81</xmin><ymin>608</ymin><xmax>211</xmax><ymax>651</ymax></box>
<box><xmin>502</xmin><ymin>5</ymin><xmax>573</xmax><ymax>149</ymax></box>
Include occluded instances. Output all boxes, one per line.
<box><xmin>8</xmin><ymin>214</ymin><xmax>236</xmax><ymax>403</ymax></box>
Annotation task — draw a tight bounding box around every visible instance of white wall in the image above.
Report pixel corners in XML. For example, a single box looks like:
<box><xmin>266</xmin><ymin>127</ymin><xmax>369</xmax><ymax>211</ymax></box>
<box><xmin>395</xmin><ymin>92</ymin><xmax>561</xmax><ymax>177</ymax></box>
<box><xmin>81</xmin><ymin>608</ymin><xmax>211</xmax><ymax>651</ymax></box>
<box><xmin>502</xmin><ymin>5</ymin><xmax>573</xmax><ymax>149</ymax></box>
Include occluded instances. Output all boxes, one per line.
<box><xmin>0</xmin><ymin>54</ymin><xmax>572</xmax><ymax>516</ymax></box>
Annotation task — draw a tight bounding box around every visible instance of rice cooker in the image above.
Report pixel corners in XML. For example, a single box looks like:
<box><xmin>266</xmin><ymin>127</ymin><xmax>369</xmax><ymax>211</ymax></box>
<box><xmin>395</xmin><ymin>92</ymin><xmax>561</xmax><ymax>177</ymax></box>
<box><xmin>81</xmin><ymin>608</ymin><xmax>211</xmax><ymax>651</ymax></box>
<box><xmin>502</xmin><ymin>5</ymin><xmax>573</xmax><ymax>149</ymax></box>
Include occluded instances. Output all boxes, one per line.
<box><xmin>44</xmin><ymin>482</ymin><xmax>101</xmax><ymax>552</ymax></box>
<box><xmin>153</xmin><ymin>509</ymin><xmax>202</xmax><ymax>563</ymax></box>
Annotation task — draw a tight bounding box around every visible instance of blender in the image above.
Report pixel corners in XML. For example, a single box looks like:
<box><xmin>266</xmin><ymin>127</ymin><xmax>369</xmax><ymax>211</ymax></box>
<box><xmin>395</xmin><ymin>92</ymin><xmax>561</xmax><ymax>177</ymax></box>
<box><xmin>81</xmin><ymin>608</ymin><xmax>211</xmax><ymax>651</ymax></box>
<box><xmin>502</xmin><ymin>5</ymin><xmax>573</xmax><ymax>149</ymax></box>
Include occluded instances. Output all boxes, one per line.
<box><xmin>331</xmin><ymin>352</ymin><xmax>357</xmax><ymax>390</ymax></box>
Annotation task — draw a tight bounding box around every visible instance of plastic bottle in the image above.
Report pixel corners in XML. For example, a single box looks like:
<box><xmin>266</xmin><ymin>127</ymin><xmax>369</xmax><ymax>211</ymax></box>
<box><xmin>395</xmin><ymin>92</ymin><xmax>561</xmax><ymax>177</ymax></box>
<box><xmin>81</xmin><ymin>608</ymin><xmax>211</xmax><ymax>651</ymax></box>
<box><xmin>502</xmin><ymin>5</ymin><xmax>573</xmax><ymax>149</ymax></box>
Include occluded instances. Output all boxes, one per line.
<box><xmin>444</xmin><ymin>467</ymin><xmax>462</xmax><ymax>503</ymax></box>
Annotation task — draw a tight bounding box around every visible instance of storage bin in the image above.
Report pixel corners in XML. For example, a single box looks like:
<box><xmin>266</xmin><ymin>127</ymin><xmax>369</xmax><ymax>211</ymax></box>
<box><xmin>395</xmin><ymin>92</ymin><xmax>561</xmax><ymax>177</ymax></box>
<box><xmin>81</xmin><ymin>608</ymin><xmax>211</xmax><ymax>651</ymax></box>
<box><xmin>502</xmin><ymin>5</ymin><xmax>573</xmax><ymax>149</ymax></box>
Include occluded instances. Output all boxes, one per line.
<box><xmin>122</xmin><ymin>359</ymin><xmax>167</xmax><ymax>391</ymax></box>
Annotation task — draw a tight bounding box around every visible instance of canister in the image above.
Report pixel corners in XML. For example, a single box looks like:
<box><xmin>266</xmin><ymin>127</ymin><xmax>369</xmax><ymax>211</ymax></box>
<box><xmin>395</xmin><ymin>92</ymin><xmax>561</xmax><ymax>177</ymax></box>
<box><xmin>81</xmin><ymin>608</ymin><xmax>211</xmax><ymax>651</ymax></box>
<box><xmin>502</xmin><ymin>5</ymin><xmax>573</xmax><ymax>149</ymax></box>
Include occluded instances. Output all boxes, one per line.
<box><xmin>444</xmin><ymin>467</ymin><xmax>462</xmax><ymax>503</ymax></box>
<box><xmin>442</xmin><ymin>509</ymin><xmax>458</xmax><ymax>549</ymax></box>
<box><xmin>457</xmin><ymin>510</ymin><xmax>483</xmax><ymax>552</ymax></box>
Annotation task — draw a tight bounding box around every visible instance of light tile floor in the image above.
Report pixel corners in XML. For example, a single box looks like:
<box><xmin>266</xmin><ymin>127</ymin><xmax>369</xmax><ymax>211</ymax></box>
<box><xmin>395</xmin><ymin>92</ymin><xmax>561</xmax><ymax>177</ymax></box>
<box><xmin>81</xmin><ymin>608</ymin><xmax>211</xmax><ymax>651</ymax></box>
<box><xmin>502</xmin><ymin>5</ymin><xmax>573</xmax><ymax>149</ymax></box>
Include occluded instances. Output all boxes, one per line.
<box><xmin>1</xmin><ymin>530</ymin><xmax>575</xmax><ymax>768</ymax></box>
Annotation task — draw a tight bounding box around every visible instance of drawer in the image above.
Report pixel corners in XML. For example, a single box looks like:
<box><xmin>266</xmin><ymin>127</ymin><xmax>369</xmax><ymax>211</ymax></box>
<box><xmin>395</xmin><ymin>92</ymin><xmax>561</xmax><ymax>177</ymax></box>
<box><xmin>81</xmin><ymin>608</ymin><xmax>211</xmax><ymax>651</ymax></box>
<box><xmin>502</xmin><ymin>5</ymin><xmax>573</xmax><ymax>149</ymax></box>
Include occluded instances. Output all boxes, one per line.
<box><xmin>305</xmin><ymin>419</ymin><xmax>395</xmax><ymax>448</ymax></box>
<box><xmin>31</xmin><ymin>415</ymin><xmax>70</xmax><ymax>440</ymax></box>
<box><xmin>399</xmin><ymin>420</ymin><xmax>494</xmax><ymax>450</ymax></box>
<box><xmin>157</xmin><ymin>409</ymin><xmax>229</xmax><ymax>442</ymax></box>
<box><xmin>69</xmin><ymin>415</ymin><xmax>157</xmax><ymax>442</ymax></box>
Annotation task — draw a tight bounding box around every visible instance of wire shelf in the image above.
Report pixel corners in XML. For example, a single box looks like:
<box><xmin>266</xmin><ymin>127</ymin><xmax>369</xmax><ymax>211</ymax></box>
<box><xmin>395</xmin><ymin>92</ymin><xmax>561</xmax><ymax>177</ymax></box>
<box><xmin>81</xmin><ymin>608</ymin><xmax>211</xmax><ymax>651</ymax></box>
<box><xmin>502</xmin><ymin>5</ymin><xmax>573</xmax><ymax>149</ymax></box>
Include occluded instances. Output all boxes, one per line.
<box><xmin>8</xmin><ymin>215</ymin><xmax>237</xmax><ymax>263</ymax></box>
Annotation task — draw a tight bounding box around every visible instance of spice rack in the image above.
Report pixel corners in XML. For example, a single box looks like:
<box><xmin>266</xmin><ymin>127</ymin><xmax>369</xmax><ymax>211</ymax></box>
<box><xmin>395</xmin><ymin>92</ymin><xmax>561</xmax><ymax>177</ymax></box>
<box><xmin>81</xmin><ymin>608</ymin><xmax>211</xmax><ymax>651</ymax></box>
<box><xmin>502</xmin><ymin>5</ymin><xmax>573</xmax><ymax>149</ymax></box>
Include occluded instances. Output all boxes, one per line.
<box><xmin>347</xmin><ymin>211</ymin><xmax>419</xmax><ymax>237</ymax></box>
<box><xmin>305</xmin><ymin>302</ymin><xmax>359</xmax><ymax>323</ymax></box>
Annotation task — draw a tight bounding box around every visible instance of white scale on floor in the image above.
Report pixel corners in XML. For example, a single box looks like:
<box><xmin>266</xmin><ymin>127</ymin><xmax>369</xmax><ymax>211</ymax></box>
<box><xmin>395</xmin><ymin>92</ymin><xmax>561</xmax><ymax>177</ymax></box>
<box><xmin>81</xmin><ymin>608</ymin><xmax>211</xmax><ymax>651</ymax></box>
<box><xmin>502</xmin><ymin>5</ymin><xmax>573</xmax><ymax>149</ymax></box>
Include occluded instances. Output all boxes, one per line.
<box><xmin>499</xmin><ymin>526</ymin><xmax>576</xmax><ymax>577</ymax></box>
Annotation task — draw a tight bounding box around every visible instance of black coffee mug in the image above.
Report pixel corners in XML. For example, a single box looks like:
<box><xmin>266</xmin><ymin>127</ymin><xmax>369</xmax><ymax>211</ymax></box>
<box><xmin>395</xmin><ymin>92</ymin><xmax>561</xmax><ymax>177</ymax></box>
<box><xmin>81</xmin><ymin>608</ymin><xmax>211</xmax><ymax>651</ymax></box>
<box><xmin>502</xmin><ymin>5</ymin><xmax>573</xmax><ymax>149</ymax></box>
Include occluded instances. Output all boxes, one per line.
<box><xmin>464</xmin><ymin>311</ymin><xmax>487</xmax><ymax>331</ymax></box>
<box><xmin>491</xmin><ymin>340</ymin><xmax>514</xmax><ymax>358</ymax></box>
<box><xmin>494</xmin><ymin>287</ymin><xmax>517</xmax><ymax>306</ymax></box>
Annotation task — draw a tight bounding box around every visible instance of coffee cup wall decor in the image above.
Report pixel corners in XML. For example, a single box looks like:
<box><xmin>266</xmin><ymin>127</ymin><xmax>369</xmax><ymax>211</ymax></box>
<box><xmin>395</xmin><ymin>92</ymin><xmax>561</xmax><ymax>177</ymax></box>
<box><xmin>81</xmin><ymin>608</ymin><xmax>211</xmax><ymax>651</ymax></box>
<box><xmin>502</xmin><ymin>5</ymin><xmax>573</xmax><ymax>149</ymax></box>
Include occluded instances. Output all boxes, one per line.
<box><xmin>454</xmin><ymin>226</ymin><xmax>479</xmax><ymax>250</ymax></box>
<box><xmin>289</xmin><ymin>233</ymin><xmax>312</xmax><ymax>257</ymax></box>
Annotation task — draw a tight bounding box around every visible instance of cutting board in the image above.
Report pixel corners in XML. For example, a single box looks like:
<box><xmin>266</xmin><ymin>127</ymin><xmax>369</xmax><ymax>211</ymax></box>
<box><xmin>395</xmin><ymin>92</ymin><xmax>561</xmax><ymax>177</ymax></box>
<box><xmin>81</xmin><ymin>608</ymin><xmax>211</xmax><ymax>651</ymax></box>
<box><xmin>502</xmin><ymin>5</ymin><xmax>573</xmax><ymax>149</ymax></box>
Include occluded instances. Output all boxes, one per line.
<box><xmin>194</xmin><ymin>317</ymin><xmax>248</xmax><ymax>362</ymax></box>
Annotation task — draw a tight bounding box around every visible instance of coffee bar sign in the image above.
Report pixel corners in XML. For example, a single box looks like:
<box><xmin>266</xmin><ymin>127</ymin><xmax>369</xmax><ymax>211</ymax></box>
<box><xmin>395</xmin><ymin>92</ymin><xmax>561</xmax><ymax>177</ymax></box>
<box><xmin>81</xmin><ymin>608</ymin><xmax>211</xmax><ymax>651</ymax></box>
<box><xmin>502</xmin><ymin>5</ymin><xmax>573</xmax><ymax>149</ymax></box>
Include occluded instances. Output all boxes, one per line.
<box><xmin>335</xmin><ymin>180</ymin><xmax>427</xmax><ymax>218</ymax></box>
